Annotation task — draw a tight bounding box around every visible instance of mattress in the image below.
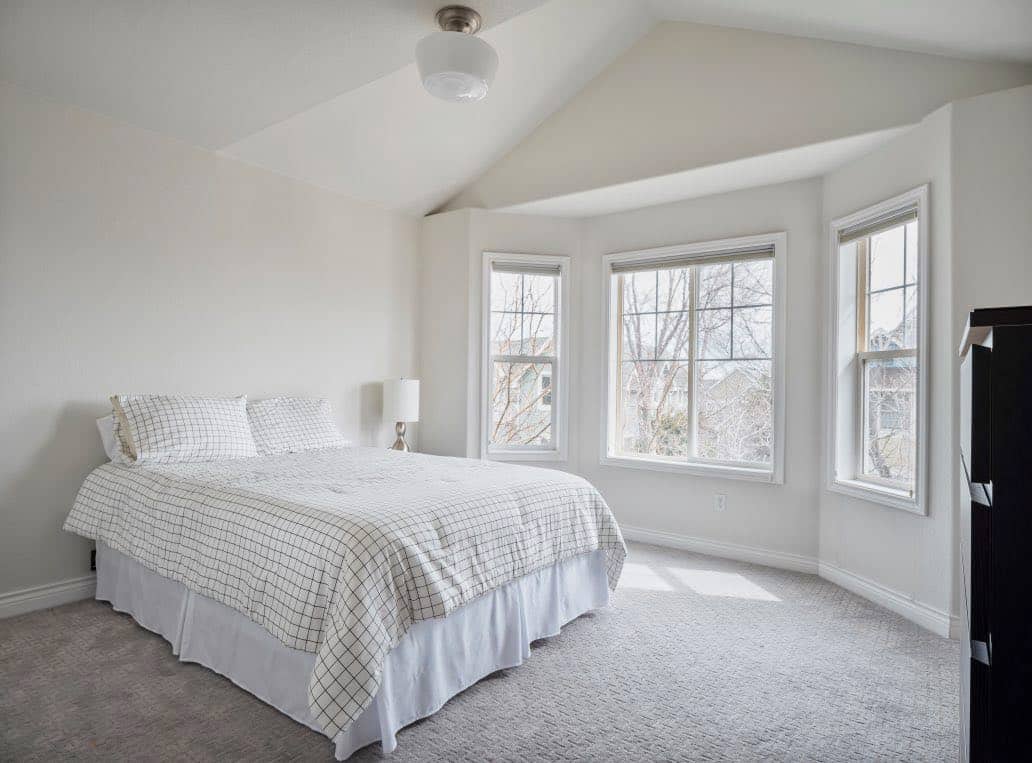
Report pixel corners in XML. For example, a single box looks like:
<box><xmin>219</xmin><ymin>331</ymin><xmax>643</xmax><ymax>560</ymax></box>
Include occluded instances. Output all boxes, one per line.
<box><xmin>64</xmin><ymin>447</ymin><xmax>626</xmax><ymax>736</ymax></box>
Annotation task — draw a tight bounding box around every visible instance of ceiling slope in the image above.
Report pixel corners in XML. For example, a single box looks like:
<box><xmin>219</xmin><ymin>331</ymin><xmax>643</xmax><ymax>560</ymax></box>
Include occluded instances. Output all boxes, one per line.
<box><xmin>220</xmin><ymin>0</ymin><xmax>652</xmax><ymax>215</ymax></box>
<box><xmin>0</xmin><ymin>0</ymin><xmax>549</xmax><ymax>149</ymax></box>
<box><xmin>444</xmin><ymin>21</ymin><xmax>1032</xmax><ymax>215</ymax></box>
<box><xmin>497</xmin><ymin>126</ymin><xmax>913</xmax><ymax>218</ymax></box>
<box><xmin>649</xmin><ymin>0</ymin><xmax>1032</xmax><ymax>63</ymax></box>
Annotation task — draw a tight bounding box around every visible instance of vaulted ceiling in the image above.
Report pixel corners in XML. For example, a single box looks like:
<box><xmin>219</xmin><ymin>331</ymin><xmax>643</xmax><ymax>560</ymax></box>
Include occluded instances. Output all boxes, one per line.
<box><xmin>3</xmin><ymin>0</ymin><xmax>1031</xmax><ymax>216</ymax></box>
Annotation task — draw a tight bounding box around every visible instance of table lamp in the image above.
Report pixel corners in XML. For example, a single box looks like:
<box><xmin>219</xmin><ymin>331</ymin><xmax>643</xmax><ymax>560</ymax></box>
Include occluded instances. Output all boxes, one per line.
<box><xmin>383</xmin><ymin>378</ymin><xmax>420</xmax><ymax>451</ymax></box>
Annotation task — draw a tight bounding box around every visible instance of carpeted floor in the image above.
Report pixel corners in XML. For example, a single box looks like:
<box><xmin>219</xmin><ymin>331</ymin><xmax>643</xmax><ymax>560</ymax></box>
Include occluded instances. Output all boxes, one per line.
<box><xmin>0</xmin><ymin>542</ymin><xmax>958</xmax><ymax>761</ymax></box>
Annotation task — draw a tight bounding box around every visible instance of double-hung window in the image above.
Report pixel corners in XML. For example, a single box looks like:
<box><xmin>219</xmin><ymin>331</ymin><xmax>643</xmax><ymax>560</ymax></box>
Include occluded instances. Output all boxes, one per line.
<box><xmin>602</xmin><ymin>233</ymin><xmax>786</xmax><ymax>482</ymax></box>
<box><xmin>828</xmin><ymin>186</ymin><xmax>928</xmax><ymax>513</ymax></box>
<box><xmin>482</xmin><ymin>253</ymin><xmax>569</xmax><ymax>461</ymax></box>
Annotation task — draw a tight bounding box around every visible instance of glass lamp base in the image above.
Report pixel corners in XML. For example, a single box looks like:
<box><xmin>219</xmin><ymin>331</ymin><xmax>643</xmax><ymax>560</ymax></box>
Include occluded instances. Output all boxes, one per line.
<box><xmin>390</xmin><ymin>421</ymin><xmax>410</xmax><ymax>452</ymax></box>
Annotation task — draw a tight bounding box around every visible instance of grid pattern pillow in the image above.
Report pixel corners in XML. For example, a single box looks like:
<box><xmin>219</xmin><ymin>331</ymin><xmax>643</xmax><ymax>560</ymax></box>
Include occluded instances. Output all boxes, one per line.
<box><xmin>247</xmin><ymin>397</ymin><xmax>350</xmax><ymax>455</ymax></box>
<box><xmin>111</xmin><ymin>394</ymin><xmax>258</xmax><ymax>464</ymax></box>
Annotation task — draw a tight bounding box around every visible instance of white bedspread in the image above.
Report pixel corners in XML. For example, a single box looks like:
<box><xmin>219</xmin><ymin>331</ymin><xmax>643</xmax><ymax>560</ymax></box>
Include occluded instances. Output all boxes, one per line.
<box><xmin>63</xmin><ymin>447</ymin><xmax>625</xmax><ymax>736</ymax></box>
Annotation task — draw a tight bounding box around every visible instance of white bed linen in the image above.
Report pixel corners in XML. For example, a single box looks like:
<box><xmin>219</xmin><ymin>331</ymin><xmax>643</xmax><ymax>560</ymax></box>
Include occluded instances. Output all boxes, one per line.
<box><xmin>95</xmin><ymin>541</ymin><xmax>610</xmax><ymax>760</ymax></box>
<box><xmin>66</xmin><ymin>447</ymin><xmax>625</xmax><ymax>736</ymax></box>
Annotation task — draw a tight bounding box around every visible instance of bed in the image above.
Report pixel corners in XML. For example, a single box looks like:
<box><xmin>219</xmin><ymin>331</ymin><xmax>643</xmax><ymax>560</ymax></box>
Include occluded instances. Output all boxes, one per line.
<box><xmin>64</xmin><ymin>446</ymin><xmax>626</xmax><ymax>759</ymax></box>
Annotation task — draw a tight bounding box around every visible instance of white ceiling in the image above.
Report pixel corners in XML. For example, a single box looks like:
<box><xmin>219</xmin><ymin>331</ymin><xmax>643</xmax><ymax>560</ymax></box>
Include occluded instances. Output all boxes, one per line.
<box><xmin>220</xmin><ymin>0</ymin><xmax>650</xmax><ymax>215</ymax></box>
<box><xmin>2</xmin><ymin>0</ymin><xmax>1030</xmax><ymax>216</ymax></box>
<box><xmin>0</xmin><ymin>0</ymin><xmax>549</xmax><ymax>149</ymax></box>
<box><xmin>497</xmin><ymin>126</ymin><xmax>913</xmax><ymax>217</ymax></box>
<box><xmin>648</xmin><ymin>0</ymin><xmax>1032</xmax><ymax>63</ymax></box>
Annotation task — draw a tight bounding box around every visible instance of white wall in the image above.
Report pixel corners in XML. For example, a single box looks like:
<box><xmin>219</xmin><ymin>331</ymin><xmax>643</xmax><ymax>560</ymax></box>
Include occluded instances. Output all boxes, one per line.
<box><xmin>417</xmin><ymin>85</ymin><xmax>1032</xmax><ymax>636</ymax></box>
<box><xmin>818</xmin><ymin>84</ymin><xmax>1032</xmax><ymax>628</ymax></box>
<box><xmin>951</xmin><ymin>86</ymin><xmax>1032</xmax><ymax>329</ymax></box>
<box><xmin>579</xmin><ymin>180</ymin><xmax>822</xmax><ymax>561</ymax></box>
<box><xmin>0</xmin><ymin>81</ymin><xmax>420</xmax><ymax>597</ymax></box>
<box><xmin>418</xmin><ymin>209</ymin><xmax>472</xmax><ymax>458</ymax></box>
<box><xmin>447</xmin><ymin>22</ymin><xmax>1032</xmax><ymax>212</ymax></box>
<box><xmin>819</xmin><ymin>106</ymin><xmax>955</xmax><ymax>621</ymax></box>
<box><xmin>949</xmin><ymin>84</ymin><xmax>1032</xmax><ymax>616</ymax></box>
<box><xmin>420</xmin><ymin>180</ymin><xmax>823</xmax><ymax>563</ymax></box>
<box><xmin>465</xmin><ymin>211</ymin><xmax>584</xmax><ymax>463</ymax></box>
<box><xmin>418</xmin><ymin>209</ymin><xmax>583</xmax><ymax>462</ymax></box>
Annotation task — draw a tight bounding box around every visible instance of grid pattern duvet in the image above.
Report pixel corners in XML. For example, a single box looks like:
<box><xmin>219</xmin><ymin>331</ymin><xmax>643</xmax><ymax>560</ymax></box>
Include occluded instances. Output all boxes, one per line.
<box><xmin>64</xmin><ymin>447</ymin><xmax>626</xmax><ymax>737</ymax></box>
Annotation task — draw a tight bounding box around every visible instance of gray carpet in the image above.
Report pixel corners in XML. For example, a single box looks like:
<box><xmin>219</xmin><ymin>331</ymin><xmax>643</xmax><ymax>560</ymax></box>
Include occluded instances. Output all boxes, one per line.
<box><xmin>0</xmin><ymin>542</ymin><xmax>958</xmax><ymax>761</ymax></box>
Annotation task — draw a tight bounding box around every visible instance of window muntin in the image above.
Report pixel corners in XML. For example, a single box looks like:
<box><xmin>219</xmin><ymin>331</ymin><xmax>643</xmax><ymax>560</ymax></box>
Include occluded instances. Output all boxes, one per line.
<box><xmin>608</xmin><ymin>248</ymin><xmax>776</xmax><ymax>472</ymax></box>
<box><xmin>484</xmin><ymin>257</ymin><xmax>566</xmax><ymax>457</ymax></box>
<box><xmin>853</xmin><ymin>217</ymin><xmax>919</xmax><ymax>489</ymax></box>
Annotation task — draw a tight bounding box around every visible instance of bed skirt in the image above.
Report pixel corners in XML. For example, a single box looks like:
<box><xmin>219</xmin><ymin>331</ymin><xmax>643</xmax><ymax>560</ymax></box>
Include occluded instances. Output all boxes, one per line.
<box><xmin>95</xmin><ymin>542</ymin><xmax>610</xmax><ymax>760</ymax></box>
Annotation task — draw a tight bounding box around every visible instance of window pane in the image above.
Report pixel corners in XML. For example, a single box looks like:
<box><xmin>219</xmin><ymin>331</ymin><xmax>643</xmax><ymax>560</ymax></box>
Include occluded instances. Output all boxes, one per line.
<box><xmin>862</xmin><ymin>356</ymin><xmax>916</xmax><ymax>485</ymax></box>
<box><xmin>623</xmin><ymin>312</ymin><xmax>656</xmax><ymax>360</ymax></box>
<box><xmin>490</xmin><ymin>312</ymin><xmax>520</xmax><ymax>354</ymax></box>
<box><xmin>697</xmin><ymin>262</ymin><xmax>732</xmax><ymax>309</ymax></box>
<box><xmin>904</xmin><ymin>285</ymin><xmax>919</xmax><ymax>348</ymax></box>
<box><xmin>869</xmin><ymin>225</ymin><xmax>906</xmax><ymax>291</ymax></box>
<box><xmin>733</xmin><ymin>260</ymin><xmax>773</xmax><ymax>306</ymax></box>
<box><xmin>868</xmin><ymin>288</ymin><xmax>905</xmax><ymax>350</ymax></box>
<box><xmin>697</xmin><ymin>308</ymin><xmax>732</xmax><ymax>359</ymax></box>
<box><xmin>904</xmin><ymin>220</ymin><xmax>918</xmax><ymax>285</ymax></box>
<box><xmin>732</xmin><ymin>306</ymin><xmax>772</xmax><ymax>359</ymax></box>
<box><xmin>695</xmin><ymin>360</ymin><xmax>772</xmax><ymax>464</ymax></box>
<box><xmin>523</xmin><ymin>312</ymin><xmax>555</xmax><ymax>355</ymax></box>
<box><xmin>522</xmin><ymin>274</ymin><xmax>555</xmax><ymax>314</ymax></box>
<box><xmin>623</xmin><ymin>271</ymin><xmax>657</xmax><ymax>313</ymax></box>
<box><xmin>657</xmin><ymin>268</ymin><xmax>690</xmax><ymax>312</ymax></box>
<box><xmin>491</xmin><ymin>272</ymin><xmax>521</xmax><ymax>312</ymax></box>
<box><xmin>618</xmin><ymin>361</ymin><xmax>690</xmax><ymax>458</ymax></box>
<box><xmin>656</xmin><ymin>310</ymin><xmax>692</xmax><ymax>360</ymax></box>
<box><xmin>490</xmin><ymin>362</ymin><xmax>553</xmax><ymax>447</ymax></box>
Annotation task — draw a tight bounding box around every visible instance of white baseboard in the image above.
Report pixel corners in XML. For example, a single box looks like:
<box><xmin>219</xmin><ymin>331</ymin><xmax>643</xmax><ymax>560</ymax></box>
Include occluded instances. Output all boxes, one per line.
<box><xmin>621</xmin><ymin>524</ymin><xmax>955</xmax><ymax>638</ymax></box>
<box><xmin>0</xmin><ymin>574</ymin><xmax>96</xmax><ymax>619</ymax></box>
<box><xmin>621</xmin><ymin>525</ymin><xmax>819</xmax><ymax>574</ymax></box>
<box><xmin>817</xmin><ymin>561</ymin><xmax>952</xmax><ymax>638</ymax></box>
<box><xmin>949</xmin><ymin>614</ymin><xmax>963</xmax><ymax>641</ymax></box>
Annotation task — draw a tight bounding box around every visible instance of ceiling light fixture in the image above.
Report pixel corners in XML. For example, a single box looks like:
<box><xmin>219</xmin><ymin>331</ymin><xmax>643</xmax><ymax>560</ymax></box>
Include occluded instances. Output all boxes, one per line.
<box><xmin>416</xmin><ymin>5</ymin><xmax>498</xmax><ymax>103</ymax></box>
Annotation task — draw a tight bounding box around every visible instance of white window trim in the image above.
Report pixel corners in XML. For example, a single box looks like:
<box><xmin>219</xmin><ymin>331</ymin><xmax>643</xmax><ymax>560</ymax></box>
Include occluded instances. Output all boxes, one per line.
<box><xmin>599</xmin><ymin>232</ymin><xmax>787</xmax><ymax>484</ymax></box>
<box><xmin>481</xmin><ymin>252</ymin><xmax>570</xmax><ymax>462</ymax></box>
<box><xmin>826</xmin><ymin>185</ymin><xmax>929</xmax><ymax>515</ymax></box>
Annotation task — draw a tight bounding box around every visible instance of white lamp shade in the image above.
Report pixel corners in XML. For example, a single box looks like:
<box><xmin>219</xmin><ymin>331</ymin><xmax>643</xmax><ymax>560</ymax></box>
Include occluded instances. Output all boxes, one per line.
<box><xmin>383</xmin><ymin>378</ymin><xmax>420</xmax><ymax>423</ymax></box>
<box><xmin>415</xmin><ymin>31</ymin><xmax>498</xmax><ymax>102</ymax></box>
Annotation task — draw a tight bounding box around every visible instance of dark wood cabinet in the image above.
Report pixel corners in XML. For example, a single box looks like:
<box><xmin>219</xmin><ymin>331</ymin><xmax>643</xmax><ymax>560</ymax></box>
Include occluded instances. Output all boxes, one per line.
<box><xmin>959</xmin><ymin>306</ymin><xmax>1032</xmax><ymax>762</ymax></box>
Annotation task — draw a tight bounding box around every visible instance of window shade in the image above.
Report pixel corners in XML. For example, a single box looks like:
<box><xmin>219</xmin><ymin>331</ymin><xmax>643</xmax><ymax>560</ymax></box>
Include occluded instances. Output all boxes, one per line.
<box><xmin>609</xmin><ymin>244</ymin><xmax>774</xmax><ymax>275</ymax></box>
<box><xmin>838</xmin><ymin>206</ymin><xmax>917</xmax><ymax>245</ymax></box>
<box><xmin>492</xmin><ymin>262</ymin><xmax>562</xmax><ymax>276</ymax></box>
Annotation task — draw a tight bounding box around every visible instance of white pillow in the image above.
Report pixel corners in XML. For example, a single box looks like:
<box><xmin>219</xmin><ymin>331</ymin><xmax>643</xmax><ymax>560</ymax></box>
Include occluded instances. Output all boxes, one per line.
<box><xmin>111</xmin><ymin>394</ymin><xmax>258</xmax><ymax>464</ymax></box>
<box><xmin>247</xmin><ymin>397</ymin><xmax>350</xmax><ymax>455</ymax></box>
<box><xmin>95</xmin><ymin>414</ymin><xmax>128</xmax><ymax>464</ymax></box>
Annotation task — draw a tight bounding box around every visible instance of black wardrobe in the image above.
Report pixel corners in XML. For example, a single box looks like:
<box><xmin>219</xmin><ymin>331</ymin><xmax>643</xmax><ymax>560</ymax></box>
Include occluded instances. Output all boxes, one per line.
<box><xmin>959</xmin><ymin>305</ymin><xmax>1032</xmax><ymax>762</ymax></box>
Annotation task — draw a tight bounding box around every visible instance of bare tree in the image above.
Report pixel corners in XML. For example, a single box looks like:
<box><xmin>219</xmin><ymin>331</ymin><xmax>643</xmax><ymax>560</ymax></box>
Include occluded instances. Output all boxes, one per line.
<box><xmin>863</xmin><ymin>360</ymin><xmax>915</xmax><ymax>481</ymax></box>
<box><xmin>490</xmin><ymin>274</ymin><xmax>555</xmax><ymax>446</ymax></box>
<box><xmin>619</xmin><ymin>261</ymin><xmax>774</xmax><ymax>463</ymax></box>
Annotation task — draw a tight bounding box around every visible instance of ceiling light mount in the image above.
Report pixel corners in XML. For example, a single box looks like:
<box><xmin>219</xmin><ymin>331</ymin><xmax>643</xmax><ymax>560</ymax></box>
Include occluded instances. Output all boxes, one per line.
<box><xmin>435</xmin><ymin>5</ymin><xmax>482</xmax><ymax>35</ymax></box>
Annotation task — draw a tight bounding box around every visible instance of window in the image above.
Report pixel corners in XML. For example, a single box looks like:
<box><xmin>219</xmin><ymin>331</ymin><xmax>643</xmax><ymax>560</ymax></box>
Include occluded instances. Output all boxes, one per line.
<box><xmin>602</xmin><ymin>234</ymin><xmax>786</xmax><ymax>482</ymax></box>
<box><xmin>482</xmin><ymin>253</ymin><xmax>569</xmax><ymax>461</ymax></box>
<box><xmin>827</xmin><ymin>186</ymin><xmax>928</xmax><ymax>514</ymax></box>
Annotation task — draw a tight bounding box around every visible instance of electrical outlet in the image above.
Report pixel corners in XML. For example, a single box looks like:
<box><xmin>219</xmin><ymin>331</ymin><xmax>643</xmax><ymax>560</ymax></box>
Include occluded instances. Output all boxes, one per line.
<box><xmin>714</xmin><ymin>493</ymin><xmax>727</xmax><ymax>512</ymax></box>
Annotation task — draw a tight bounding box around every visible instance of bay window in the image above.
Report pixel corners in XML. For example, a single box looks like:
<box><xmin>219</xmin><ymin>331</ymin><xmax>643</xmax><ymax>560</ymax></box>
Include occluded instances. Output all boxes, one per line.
<box><xmin>602</xmin><ymin>234</ymin><xmax>786</xmax><ymax>482</ymax></box>
<box><xmin>827</xmin><ymin>186</ymin><xmax>928</xmax><ymax>513</ymax></box>
<box><xmin>482</xmin><ymin>253</ymin><xmax>570</xmax><ymax>461</ymax></box>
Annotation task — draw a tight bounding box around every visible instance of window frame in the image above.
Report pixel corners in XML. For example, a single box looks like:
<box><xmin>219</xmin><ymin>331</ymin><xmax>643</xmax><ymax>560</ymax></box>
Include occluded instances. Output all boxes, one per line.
<box><xmin>826</xmin><ymin>185</ymin><xmax>929</xmax><ymax>514</ymax></box>
<box><xmin>599</xmin><ymin>232</ymin><xmax>787</xmax><ymax>483</ymax></box>
<box><xmin>481</xmin><ymin>252</ymin><xmax>570</xmax><ymax>462</ymax></box>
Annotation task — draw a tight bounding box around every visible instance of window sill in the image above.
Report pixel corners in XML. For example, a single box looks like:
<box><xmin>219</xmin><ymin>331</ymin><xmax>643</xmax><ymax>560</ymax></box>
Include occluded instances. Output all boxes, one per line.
<box><xmin>487</xmin><ymin>449</ymin><xmax>566</xmax><ymax>463</ymax></box>
<box><xmin>828</xmin><ymin>478</ymin><xmax>925</xmax><ymax>515</ymax></box>
<box><xmin>600</xmin><ymin>455</ymin><xmax>781</xmax><ymax>484</ymax></box>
